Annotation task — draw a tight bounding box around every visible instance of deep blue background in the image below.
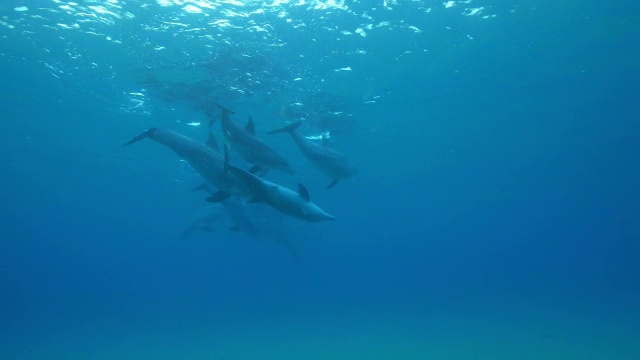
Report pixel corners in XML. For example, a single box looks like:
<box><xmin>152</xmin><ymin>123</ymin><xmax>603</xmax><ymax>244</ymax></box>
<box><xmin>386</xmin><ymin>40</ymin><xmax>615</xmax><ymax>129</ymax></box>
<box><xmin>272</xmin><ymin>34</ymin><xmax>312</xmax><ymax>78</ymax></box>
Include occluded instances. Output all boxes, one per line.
<box><xmin>1</xmin><ymin>1</ymin><xmax>639</xmax><ymax>358</ymax></box>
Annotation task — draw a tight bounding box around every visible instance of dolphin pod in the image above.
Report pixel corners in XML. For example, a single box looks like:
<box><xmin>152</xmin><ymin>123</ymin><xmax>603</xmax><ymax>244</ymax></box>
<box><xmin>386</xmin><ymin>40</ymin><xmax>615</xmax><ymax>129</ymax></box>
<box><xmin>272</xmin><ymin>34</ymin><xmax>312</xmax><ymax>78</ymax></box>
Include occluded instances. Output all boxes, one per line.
<box><xmin>123</xmin><ymin>126</ymin><xmax>336</xmax><ymax>223</ymax></box>
<box><xmin>268</xmin><ymin>121</ymin><xmax>357</xmax><ymax>189</ymax></box>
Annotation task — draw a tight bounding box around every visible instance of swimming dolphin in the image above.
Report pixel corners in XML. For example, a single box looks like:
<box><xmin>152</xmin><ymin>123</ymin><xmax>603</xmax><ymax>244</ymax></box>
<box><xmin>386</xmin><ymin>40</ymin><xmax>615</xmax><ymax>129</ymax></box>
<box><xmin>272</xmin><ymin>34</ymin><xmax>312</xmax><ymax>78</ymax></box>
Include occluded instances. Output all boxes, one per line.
<box><xmin>214</xmin><ymin>150</ymin><xmax>337</xmax><ymax>222</ymax></box>
<box><xmin>190</xmin><ymin>183</ymin><xmax>261</xmax><ymax>239</ymax></box>
<box><xmin>180</xmin><ymin>207</ymin><xmax>226</xmax><ymax>239</ymax></box>
<box><xmin>187</xmin><ymin>184</ymin><xmax>301</xmax><ymax>261</ymax></box>
<box><xmin>122</xmin><ymin>127</ymin><xmax>255</xmax><ymax>201</ymax></box>
<box><xmin>215</xmin><ymin>105</ymin><xmax>293</xmax><ymax>174</ymax></box>
<box><xmin>268</xmin><ymin>121</ymin><xmax>357</xmax><ymax>189</ymax></box>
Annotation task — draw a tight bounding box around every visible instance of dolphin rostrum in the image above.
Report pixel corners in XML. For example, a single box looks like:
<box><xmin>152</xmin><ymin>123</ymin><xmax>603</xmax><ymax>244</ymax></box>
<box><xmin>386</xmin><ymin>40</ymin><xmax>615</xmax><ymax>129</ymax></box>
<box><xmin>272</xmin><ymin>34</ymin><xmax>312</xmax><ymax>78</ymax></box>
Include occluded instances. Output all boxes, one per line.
<box><xmin>215</xmin><ymin>105</ymin><xmax>293</xmax><ymax>174</ymax></box>
<box><xmin>215</xmin><ymin>149</ymin><xmax>337</xmax><ymax>222</ymax></box>
<box><xmin>123</xmin><ymin>127</ymin><xmax>255</xmax><ymax>200</ymax></box>
<box><xmin>268</xmin><ymin>121</ymin><xmax>357</xmax><ymax>189</ymax></box>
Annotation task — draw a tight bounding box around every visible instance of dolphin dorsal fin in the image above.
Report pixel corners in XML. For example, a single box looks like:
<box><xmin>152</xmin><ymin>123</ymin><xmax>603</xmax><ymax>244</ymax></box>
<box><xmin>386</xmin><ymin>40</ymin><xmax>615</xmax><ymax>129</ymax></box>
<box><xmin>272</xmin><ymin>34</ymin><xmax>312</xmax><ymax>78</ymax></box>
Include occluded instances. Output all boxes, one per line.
<box><xmin>298</xmin><ymin>183</ymin><xmax>310</xmax><ymax>201</ymax></box>
<box><xmin>245</xmin><ymin>116</ymin><xmax>256</xmax><ymax>135</ymax></box>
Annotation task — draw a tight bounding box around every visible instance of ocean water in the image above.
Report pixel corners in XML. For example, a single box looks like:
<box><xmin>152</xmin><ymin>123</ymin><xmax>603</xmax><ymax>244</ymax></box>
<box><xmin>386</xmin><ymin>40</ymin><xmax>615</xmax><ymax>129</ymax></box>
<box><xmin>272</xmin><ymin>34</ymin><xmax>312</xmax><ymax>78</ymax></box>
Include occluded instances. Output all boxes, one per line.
<box><xmin>1</xmin><ymin>1</ymin><xmax>639</xmax><ymax>359</ymax></box>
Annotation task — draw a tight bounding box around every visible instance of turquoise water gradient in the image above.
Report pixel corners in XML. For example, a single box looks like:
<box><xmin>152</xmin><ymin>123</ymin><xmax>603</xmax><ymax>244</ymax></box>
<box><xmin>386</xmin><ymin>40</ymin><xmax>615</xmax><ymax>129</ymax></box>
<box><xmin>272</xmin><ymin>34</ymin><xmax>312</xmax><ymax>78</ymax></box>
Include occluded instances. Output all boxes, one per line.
<box><xmin>1</xmin><ymin>1</ymin><xmax>638</xmax><ymax>359</ymax></box>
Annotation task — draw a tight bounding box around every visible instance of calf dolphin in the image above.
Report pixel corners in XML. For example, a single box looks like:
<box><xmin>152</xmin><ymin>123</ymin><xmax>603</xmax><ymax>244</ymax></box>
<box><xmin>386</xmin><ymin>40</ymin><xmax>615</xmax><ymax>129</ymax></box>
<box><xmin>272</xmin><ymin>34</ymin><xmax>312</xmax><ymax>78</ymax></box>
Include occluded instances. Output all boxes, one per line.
<box><xmin>123</xmin><ymin>128</ymin><xmax>254</xmax><ymax>201</ymax></box>
<box><xmin>215</xmin><ymin>106</ymin><xmax>293</xmax><ymax>174</ymax></box>
<box><xmin>216</xmin><ymin>152</ymin><xmax>337</xmax><ymax>222</ymax></box>
<box><xmin>268</xmin><ymin>121</ymin><xmax>357</xmax><ymax>189</ymax></box>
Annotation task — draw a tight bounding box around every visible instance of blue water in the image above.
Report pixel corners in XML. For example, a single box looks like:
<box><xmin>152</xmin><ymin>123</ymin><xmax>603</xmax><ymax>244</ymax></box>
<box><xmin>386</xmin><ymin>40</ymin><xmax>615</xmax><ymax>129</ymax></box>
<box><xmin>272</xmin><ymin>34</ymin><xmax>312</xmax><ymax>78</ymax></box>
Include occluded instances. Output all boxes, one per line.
<box><xmin>1</xmin><ymin>1</ymin><xmax>639</xmax><ymax>359</ymax></box>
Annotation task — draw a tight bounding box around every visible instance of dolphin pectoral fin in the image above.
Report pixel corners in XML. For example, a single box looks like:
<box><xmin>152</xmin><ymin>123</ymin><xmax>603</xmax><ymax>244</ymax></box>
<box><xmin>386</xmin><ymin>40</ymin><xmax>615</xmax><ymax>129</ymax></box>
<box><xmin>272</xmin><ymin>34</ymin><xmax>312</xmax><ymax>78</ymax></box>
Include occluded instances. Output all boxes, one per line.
<box><xmin>326</xmin><ymin>179</ymin><xmax>340</xmax><ymax>189</ymax></box>
<box><xmin>206</xmin><ymin>191</ymin><xmax>232</xmax><ymax>203</ymax></box>
<box><xmin>267</xmin><ymin>121</ymin><xmax>303</xmax><ymax>135</ymax></box>
<box><xmin>122</xmin><ymin>128</ymin><xmax>155</xmax><ymax>147</ymax></box>
<box><xmin>245</xmin><ymin>116</ymin><xmax>256</xmax><ymax>135</ymax></box>
<box><xmin>297</xmin><ymin>183</ymin><xmax>311</xmax><ymax>201</ymax></box>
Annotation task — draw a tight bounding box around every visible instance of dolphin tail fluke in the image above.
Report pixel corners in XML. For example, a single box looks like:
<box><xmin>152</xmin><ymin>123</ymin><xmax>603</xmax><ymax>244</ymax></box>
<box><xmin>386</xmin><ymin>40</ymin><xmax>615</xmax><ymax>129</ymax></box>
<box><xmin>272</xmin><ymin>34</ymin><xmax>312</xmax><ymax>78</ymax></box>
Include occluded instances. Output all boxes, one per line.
<box><xmin>122</xmin><ymin>128</ymin><xmax>155</xmax><ymax>147</ymax></box>
<box><xmin>326</xmin><ymin>179</ymin><xmax>340</xmax><ymax>190</ymax></box>
<box><xmin>267</xmin><ymin>121</ymin><xmax>303</xmax><ymax>135</ymax></box>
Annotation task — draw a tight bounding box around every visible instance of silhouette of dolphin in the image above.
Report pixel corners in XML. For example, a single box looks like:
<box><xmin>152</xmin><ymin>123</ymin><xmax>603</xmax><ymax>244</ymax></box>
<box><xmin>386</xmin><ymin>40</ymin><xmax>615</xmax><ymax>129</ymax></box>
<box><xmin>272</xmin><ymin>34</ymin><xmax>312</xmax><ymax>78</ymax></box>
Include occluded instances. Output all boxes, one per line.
<box><xmin>214</xmin><ymin>105</ymin><xmax>293</xmax><ymax>174</ymax></box>
<box><xmin>217</xmin><ymin>152</ymin><xmax>337</xmax><ymax>222</ymax></box>
<box><xmin>268</xmin><ymin>121</ymin><xmax>357</xmax><ymax>189</ymax></box>
<box><xmin>123</xmin><ymin>127</ymin><xmax>254</xmax><ymax>201</ymax></box>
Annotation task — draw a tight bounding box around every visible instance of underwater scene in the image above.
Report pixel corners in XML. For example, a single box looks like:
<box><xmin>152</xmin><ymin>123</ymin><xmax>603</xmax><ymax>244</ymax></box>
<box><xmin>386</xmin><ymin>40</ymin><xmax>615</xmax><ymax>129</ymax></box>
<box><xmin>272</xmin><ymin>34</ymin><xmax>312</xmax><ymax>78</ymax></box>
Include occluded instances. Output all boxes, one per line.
<box><xmin>1</xmin><ymin>0</ymin><xmax>638</xmax><ymax>359</ymax></box>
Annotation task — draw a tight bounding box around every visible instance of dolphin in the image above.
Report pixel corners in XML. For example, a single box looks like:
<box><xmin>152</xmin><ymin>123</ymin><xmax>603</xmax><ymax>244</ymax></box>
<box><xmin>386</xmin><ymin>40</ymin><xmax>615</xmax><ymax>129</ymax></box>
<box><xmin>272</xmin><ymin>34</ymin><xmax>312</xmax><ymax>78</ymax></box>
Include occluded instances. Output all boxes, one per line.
<box><xmin>215</xmin><ymin>105</ymin><xmax>293</xmax><ymax>174</ymax></box>
<box><xmin>214</xmin><ymin>150</ymin><xmax>337</xmax><ymax>222</ymax></box>
<box><xmin>268</xmin><ymin>121</ymin><xmax>357</xmax><ymax>189</ymax></box>
<box><xmin>181</xmin><ymin>207</ymin><xmax>225</xmax><ymax>239</ymax></box>
<box><xmin>187</xmin><ymin>185</ymin><xmax>301</xmax><ymax>261</ymax></box>
<box><xmin>122</xmin><ymin>127</ymin><xmax>255</xmax><ymax>201</ymax></box>
<box><xmin>190</xmin><ymin>183</ymin><xmax>261</xmax><ymax>239</ymax></box>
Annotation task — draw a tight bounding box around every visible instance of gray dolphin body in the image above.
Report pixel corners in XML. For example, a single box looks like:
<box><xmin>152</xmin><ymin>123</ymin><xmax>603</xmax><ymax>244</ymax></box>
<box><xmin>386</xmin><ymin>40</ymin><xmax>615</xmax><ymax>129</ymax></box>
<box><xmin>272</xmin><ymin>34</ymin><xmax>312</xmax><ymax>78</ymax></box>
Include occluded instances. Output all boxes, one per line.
<box><xmin>268</xmin><ymin>122</ymin><xmax>357</xmax><ymax>189</ymax></box>
<box><xmin>222</xmin><ymin>161</ymin><xmax>336</xmax><ymax>222</ymax></box>
<box><xmin>218</xmin><ymin>107</ymin><xmax>293</xmax><ymax>174</ymax></box>
<box><xmin>191</xmin><ymin>183</ymin><xmax>261</xmax><ymax>239</ymax></box>
<box><xmin>181</xmin><ymin>208</ymin><xmax>225</xmax><ymax>239</ymax></box>
<box><xmin>183</xmin><ymin>191</ymin><xmax>300</xmax><ymax>261</ymax></box>
<box><xmin>123</xmin><ymin>128</ymin><xmax>254</xmax><ymax>199</ymax></box>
